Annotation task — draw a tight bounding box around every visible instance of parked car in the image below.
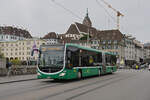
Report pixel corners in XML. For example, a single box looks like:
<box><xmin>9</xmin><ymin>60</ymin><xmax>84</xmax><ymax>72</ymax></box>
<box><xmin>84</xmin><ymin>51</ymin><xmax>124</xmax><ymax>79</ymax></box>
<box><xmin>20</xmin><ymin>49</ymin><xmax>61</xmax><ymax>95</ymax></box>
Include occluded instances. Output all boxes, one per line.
<box><xmin>148</xmin><ymin>64</ymin><xmax>150</xmax><ymax>71</ymax></box>
<box><xmin>140</xmin><ymin>63</ymin><xmax>148</xmax><ymax>69</ymax></box>
<box><xmin>119</xmin><ymin>65</ymin><xmax>124</xmax><ymax>69</ymax></box>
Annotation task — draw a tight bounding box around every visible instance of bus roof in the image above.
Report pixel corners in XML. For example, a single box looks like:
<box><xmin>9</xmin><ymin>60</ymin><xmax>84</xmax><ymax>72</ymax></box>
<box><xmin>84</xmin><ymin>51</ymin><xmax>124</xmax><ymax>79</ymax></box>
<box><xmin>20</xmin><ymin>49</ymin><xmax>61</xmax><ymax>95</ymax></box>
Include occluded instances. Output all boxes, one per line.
<box><xmin>40</xmin><ymin>43</ymin><xmax>116</xmax><ymax>56</ymax></box>
<box><xmin>65</xmin><ymin>43</ymin><xmax>116</xmax><ymax>56</ymax></box>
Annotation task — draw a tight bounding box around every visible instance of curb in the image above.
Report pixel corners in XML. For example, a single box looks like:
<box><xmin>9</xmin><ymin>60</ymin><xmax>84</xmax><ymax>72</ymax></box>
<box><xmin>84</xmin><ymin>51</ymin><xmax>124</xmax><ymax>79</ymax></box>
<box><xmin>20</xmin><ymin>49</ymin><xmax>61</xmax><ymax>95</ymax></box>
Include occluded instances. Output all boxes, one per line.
<box><xmin>0</xmin><ymin>78</ymin><xmax>37</xmax><ymax>84</ymax></box>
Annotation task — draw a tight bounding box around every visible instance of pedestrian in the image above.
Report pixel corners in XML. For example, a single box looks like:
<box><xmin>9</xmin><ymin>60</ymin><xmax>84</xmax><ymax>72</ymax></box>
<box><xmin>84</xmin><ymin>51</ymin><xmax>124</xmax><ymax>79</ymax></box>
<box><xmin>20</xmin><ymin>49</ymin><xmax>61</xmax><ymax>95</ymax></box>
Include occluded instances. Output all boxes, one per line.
<box><xmin>6</xmin><ymin>59</ymin><xmax>12</xmax><ymax>76</ymax></box>
<box><xmin>136</xmin><ymin>64</ymin><xmax>139</xmax><ymax>70</ymax></box>
<box><xmin>6</xmin><ymin>58</ymin><xmax>9</xmax><ymax>70</ymax></box>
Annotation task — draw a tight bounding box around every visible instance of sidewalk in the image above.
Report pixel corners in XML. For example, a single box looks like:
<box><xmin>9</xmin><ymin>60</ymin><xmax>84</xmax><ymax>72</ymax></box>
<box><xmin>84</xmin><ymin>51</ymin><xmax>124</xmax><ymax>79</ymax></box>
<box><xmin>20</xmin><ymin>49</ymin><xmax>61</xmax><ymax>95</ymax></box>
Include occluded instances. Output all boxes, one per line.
<box><xmin>0</xmin><ymin>74</ymin><xmax>37</xmax><ymax>84</ymax></box>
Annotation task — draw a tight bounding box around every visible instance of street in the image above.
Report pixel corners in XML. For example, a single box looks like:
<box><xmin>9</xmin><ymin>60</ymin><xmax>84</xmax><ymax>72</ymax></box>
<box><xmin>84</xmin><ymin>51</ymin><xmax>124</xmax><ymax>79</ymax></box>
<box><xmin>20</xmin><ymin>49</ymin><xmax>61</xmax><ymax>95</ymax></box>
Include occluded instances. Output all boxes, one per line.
<box><xmin>0</xmin><ymin>69</ymin><xmax>150</xmax><ymax>100</ymax></box>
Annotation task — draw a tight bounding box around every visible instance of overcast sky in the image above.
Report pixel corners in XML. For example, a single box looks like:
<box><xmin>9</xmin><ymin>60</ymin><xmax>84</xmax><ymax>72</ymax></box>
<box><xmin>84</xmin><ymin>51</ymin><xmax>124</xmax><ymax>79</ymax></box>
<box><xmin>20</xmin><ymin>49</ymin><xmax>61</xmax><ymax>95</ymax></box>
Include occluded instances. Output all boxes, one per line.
<box><xmin>0</xmin><ymin>0</ymin><xmax>149</xmax><ymax>43</ymax></box>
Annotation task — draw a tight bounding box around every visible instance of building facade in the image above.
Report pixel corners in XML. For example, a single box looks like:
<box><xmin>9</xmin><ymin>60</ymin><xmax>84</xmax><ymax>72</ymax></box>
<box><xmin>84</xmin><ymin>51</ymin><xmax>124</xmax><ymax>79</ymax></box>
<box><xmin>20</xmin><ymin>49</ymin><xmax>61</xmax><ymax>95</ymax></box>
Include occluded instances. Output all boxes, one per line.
<box><xmin>134</xmin><ymin>40</ymin><xmax>144</xmax><ymax>62</ymax></box>
<box><xmin>0</xmin><ymin>38</ymin><xmax>46</xmax><ymax>61</ymax></box>
<box><xmin>144</xmin><ymin>43</ymin><xmax>150</xmax><ymax>60</ymax></box>
<box><xmin>123</xmin><ymin>35</ymin><xmax>136</xmax><ymax>65</ymax></box>
<box><xmin>43</xmin><ymin>32</ymin><xmax>59</xmax><ymax>45</ymax></box>
<box><xmin>97</xmin><ymin>30</ymin><xmax>125</xmax><ymax>63</ymax></box>
<box><xmin>0</xmin><ymin>26</ymin><xmax>32</xmax><ymax>42</ymax></box>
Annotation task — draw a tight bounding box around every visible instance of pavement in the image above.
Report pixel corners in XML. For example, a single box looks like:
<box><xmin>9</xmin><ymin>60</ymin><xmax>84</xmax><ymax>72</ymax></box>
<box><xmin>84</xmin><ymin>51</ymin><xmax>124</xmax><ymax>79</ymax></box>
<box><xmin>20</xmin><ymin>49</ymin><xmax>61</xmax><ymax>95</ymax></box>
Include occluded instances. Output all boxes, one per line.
<box><xmin>0</xmin><ymin>69</ymin><xmax>150</xmax><ymax>100</ymax></box>
<box><xmin>0</xmin><ymin>69</ymin><xmax>148</xmax><ymax>84</ymax></box>
<box><xmin>0</xmin><ymin>74</ymin><xmax>37</xmax><ymax>84</ymax></box>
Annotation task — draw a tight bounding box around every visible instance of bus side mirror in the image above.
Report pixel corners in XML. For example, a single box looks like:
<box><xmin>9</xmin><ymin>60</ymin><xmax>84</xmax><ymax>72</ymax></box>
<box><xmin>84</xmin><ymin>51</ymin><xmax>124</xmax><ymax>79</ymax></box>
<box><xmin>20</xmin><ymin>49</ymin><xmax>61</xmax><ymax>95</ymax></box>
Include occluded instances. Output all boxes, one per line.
<box><xmin>31</xmin><ymin>49</ymin><xmax>41</xmax><ymax>56</ymax></box>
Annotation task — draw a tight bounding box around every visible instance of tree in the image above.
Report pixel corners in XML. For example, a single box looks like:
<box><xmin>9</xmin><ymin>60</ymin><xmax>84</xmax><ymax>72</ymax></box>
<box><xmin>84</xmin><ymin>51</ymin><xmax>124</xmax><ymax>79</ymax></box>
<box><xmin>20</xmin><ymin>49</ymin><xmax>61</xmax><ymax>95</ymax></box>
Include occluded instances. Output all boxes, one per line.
<box><xmin>0</xmin><ymin>48</ymin><xmax>4</xmax><ymax>58</ymax></box>
<box><xmin>10</xmin><ymin>59</ymin><xmax>21</xmax><ymax>65</ymax></box>
<box><xmin>0</xmin><ymin>53</ymin><xmax>4</xmax><ymax>58</ymax></box>
<box><xmin>79</xmin><ymin>34</ymin><xmax>91</xmax><ymax>40</ymax></box>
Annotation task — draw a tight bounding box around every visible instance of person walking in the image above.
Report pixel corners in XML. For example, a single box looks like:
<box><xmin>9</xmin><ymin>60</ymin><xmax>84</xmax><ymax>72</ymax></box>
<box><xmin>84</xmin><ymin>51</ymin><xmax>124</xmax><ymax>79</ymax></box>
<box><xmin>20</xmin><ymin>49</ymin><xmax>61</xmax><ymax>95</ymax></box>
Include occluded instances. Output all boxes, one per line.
<box><xmin>6</xmin><ymin>58</ymin><xmax>12</xmax><ymax>76</ymax></box>
<box><xmin>136</xmin><ymin>64</ymin><xmax>139</xmax><ymax>70</ymax></box>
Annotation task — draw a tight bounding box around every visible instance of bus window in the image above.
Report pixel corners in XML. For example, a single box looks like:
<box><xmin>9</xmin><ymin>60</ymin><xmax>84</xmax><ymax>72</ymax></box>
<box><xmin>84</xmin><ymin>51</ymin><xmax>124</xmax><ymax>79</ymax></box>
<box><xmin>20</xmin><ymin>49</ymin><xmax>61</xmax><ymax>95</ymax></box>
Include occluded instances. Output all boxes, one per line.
<box><xmin>93</xmin><ymin>53</ymin><xmax>102</xmax><ymax>66</ymax></box>
<box><xmin>105</xmin><ymin>54</ymin><xmax>117</xmax><ymax>66</ymax></box>
<box><xmin>66</xmin><ymin>46</ymin><xmax>79</xmax><ymax>68</ymax></box>
<box><xmin>106</xmin><ymin>54</ymin><xmax>111</xmax><ymax>66</ymax></box>
<box><xmin>111</xmin><ymin>55</ymin><xmax>117</xmax><ymax>65</ymax></box>
<box><xmin>81</xmin><ymin>51</ymin><xmax>102</xmax><ymax>67</ymax></box>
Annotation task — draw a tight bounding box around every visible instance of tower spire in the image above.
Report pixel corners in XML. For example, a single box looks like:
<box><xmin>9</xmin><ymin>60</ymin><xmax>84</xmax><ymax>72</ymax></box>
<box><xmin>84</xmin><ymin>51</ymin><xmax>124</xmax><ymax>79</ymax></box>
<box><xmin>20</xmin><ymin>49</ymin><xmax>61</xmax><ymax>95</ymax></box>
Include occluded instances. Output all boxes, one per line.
<box><xmin>82</xmin><ymin>8</ymin><xmax>92</xmax><ymax>27</ymax></box>
<box><xmin>86</xmin><ymin>8</ymin><xmax>88</xmax><ymax>17</ymax></box>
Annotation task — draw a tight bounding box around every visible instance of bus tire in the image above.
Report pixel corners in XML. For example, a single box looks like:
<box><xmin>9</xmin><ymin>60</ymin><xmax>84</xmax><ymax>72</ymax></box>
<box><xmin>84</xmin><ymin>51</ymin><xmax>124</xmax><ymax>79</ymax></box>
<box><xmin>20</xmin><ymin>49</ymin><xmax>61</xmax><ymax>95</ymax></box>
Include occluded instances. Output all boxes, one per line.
<box><xmin>110</xmin><ymin>68</ymin><xmax>113</xmax><ymax>74</ymax></box>
<box><xmin>77</xmin><ymin>71</ymin><xmax>82</xmax><ymax>79</ymax></box>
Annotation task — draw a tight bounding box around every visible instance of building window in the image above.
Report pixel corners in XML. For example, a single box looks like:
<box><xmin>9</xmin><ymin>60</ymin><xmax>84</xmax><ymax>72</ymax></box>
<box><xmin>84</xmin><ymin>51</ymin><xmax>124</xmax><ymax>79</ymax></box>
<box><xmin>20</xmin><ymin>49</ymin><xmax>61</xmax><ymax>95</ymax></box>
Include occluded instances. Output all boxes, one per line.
<box><xmin>27</xmin><ymin>47</ymin><xmax>30</xmax><ymax>50</ymax></box>
<box><xmin>102</xmin><ymin>46</ymin><xmax>106</xmax><ymax>49</ymax></box>
<box><xmin>107</xmin><ymin>45</ymin><xmax>112</xmax><ymax>49</ymax></box>
<box><xmin>102</xmin><ymin>40</ymin><xmax>106</xmax><ymax>44</ymax></box>
<box><xmin>27</xmin><ymin>41</ymin><xmax>31</xmax><ymax>45</ymax></box>
<box><xmin>114</xmin><ymin>40</ymin><xmax>118</xmax><ymax>44</ymax></box>
<box><xmin>114</xmin><ymin>45</ymin><xmax>118</xmax><ymax>49</ymax></box>
<box><xmin>108</xmin><ymin>40</ymin><xmax>112</xmax><ymax>44</ymax></box>
<box><xmin>27</xmin><ymin>52</ymin><xmax>30</xmax><ymax>55</ymax></box>
<box><xmin>26</xmin><ymin>57</ymin><xmax>29</xmax><ymax>60</ymax></box>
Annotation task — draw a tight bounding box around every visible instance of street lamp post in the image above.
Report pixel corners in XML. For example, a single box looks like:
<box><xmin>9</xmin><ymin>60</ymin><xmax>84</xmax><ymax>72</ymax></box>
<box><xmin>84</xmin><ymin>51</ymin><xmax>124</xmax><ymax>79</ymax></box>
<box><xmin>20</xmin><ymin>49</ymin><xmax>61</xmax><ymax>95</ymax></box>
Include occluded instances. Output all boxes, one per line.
<box><xmin>87</xmin><ymin>27</ymin><xmax>90</xmax><ymax>47</ymax></box>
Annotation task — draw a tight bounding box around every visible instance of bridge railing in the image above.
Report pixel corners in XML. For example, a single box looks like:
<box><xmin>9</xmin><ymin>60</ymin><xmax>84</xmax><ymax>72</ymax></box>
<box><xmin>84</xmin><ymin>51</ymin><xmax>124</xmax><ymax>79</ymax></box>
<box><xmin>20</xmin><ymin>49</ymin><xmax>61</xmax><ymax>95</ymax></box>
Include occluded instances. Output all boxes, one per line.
<box><xmin>0</xmin><ymin>65</ymin><xmax>37</xmax><ymax>76</ymax></box>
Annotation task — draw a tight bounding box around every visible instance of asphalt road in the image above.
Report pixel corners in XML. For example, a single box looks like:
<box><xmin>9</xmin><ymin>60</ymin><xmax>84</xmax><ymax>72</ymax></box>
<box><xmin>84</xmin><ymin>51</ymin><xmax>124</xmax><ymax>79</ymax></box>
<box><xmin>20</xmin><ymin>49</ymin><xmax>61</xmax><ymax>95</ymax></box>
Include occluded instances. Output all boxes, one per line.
<box><xmin>0</xmin><ymin>69</ymin><xmax>150</xmax><ymax>100</ymax></box>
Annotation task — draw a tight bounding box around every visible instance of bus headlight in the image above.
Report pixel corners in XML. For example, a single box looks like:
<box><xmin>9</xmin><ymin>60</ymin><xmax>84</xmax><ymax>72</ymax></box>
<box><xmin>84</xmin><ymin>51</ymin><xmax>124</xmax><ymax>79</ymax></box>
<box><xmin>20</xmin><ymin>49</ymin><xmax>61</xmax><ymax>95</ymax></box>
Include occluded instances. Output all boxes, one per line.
<box><xmin>37</xmin><ymin>72</ymin><xmax>41</xmax><ymax>76</ymax></box>
<box><xmin>59</xmin><ymin>73</ymin><xmax>66</xmax><ymax>77</ymax></box>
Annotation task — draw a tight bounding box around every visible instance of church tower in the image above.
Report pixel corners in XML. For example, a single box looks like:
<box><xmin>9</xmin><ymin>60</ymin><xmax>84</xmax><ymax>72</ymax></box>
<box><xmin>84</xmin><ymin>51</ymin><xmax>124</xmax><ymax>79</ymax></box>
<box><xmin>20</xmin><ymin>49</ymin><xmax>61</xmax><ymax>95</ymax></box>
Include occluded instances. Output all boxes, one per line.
<box><xmin>82</xmin><ymin>8</ymin><xmax>92</xmax><ymax>27</ymax></box>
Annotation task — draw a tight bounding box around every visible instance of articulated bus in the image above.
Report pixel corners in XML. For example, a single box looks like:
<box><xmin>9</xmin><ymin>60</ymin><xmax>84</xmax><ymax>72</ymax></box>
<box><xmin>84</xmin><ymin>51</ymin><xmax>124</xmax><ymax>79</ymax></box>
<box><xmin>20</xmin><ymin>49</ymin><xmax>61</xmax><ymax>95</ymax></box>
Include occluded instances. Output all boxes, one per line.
<box><xmin>34</xmin><ymin>43</ymin><xmax>117</xmax><ymax>80</ymax></box>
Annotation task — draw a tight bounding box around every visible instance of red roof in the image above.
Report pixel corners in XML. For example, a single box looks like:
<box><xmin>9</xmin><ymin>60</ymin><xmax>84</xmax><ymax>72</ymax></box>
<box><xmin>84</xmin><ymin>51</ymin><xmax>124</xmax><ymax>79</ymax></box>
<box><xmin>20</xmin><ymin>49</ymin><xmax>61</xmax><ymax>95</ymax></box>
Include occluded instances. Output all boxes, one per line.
<box><xmin>0</xmin><ymin>26</ymin><xmax>32</xmax><ymax>38</ymax></box>
<box><xmin>65</xmin><ymin>22</ymin><xmax>97</xmax><ymax>37</ymax></box>
<box><xmin>97</xmin><ymin>30</ymin><xmax>123</xmax><ymax>41</ymax></box>
<box><xmin>43</xmin><ymin>32</ymin><xmax>58</xmax><ymax>39</ymax></box>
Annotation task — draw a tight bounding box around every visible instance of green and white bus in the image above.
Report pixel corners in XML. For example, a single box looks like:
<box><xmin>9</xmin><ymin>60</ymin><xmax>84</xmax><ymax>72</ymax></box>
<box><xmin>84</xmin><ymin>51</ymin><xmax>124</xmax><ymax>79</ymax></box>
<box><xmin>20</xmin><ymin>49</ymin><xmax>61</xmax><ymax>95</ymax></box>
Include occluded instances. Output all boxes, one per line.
<box><xmin>35</xmin><ymin>43</ymin><xmax>117</xmax><ymax>80</ymax></box>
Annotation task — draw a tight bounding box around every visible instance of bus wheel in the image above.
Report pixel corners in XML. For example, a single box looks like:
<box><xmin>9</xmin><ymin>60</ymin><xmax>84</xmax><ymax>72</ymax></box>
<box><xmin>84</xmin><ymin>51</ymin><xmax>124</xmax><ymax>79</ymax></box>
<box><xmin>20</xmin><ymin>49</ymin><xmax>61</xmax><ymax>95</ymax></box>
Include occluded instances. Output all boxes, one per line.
<box><xmin>77</xmin><ymin>71</ymin><xmax>82</xmax><ymax>79</ymax></box>
<box><xmin>98</xmin><ymin>69</ymin><xmax>101</xmax><ymax>76</ymax></box>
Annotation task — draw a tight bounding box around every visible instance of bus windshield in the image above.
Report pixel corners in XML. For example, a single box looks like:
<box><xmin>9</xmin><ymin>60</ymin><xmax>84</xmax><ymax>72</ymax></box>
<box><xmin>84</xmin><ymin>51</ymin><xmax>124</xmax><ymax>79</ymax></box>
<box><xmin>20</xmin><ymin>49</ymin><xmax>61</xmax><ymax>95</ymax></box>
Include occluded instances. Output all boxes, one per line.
<box><xmin>38</xmin><ymin>45</ymin><xmax>64</xmax><ymax>73</ymax></box>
